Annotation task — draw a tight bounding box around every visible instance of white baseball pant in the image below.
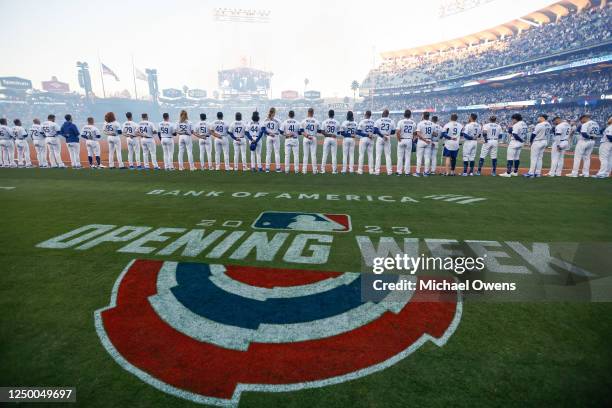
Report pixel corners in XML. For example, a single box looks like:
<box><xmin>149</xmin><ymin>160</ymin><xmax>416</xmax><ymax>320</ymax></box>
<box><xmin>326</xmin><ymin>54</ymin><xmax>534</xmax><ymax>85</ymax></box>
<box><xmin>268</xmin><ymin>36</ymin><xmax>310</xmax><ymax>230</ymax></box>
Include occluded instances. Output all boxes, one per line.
<box><xmin>178</xmin><ymin>135</ymin><xmax>195</xmax><ymax>170</ymax></box>
<box><xmin>284</xmin><ymin>137</ymin><xmax>299</xmax><ymax>173</ymax></box>
<box><xmin>265</xmin><ymin>135</ymin><xmax>281</xmax><ymax>171</ymax></box>
<box><xmin>342</xmin><ymin>137</ymin><xmax>355</xmax><ymax>173</ymax></box>
<box><xmin>396</xmin><ymin>138</ymin><xmax>412</xmax><ymax>174</ymax></box>
<box><xmin>321</xmin><ymin>137</ymin><xmax>337</xmax><ymax>173</ymax></box>
<box><xmin>570</xmin><ymin>139</ymin><xmax>595</xmax><ymax>176</ymax></box>
<box><xmin>140</xmin><ymin>137</ymin><xmax>159</xmax><ymax>169</ymax></box>
<box><xmin>302</xmin><ymin>137</ymin><xmax>317</xmax><ymax>174</ymax></box>
<box><xmin>107</xmin><ymin>135</ymin><xmax>123</xmax><ymax>168</ymax></box>
<box><xmin>233</xmin><ymin>139</ymin><xmax>248</xmax><ymax>170</ymax></box>
<box><xmin>528</xmin><ymin>140</ymin><xmax>547</xmax><ymax>175</ymax></box>
<box><xmin>15</xmin><ymin>139</ymin><xmax>32</xmax><ymax>167</ymax></box>
<box><xmin>126</xmin><ymin>137</ymin><xmax>141</xmax><ymax>167</ymax></box>
<box><xmin>358</xmin><ymin>137</ymin><xmax>374</xmax><ymax>174</ymax></box>
<box><xmin>66</xmin><ymin>142</ymin><xmax>81</xmax><ymax>167</ymax></box>
<box><xmin>45</xmin><ymin>137</ymin><xmax>64</xmax><ymax>167</ymax></box>
<box><xmin>33</xmin><ymin>139</ymin><xmax>48</xmax><ymax>167</ymax></box>
<box><xmin>375</xmin><ymin>136</ymin><xmax>392</xmax><ymax>175</ymax></box>
<box><xmin>214</xmin><ymin>137</ymin><xmax>230</xmax><ymax>170</ymax></box>
<box><xmin>596</xmin><ymin>141</ymin><xmax>611</xmax><ymax>178</ymax></box>
<box><xmin>198</xmin><ymin>138</ymin><xmax>213</xmax><ymax>169</ymax></box>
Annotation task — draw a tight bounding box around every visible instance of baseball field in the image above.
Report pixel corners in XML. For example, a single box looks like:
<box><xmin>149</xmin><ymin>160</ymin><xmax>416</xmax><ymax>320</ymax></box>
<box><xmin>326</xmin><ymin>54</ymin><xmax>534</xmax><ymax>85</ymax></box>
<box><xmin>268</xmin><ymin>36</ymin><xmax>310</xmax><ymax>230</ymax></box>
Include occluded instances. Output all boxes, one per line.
<box><xmin>1</xmin><ymin>145</ymin><xmax>611</xmax><ymax>407</ymax></box>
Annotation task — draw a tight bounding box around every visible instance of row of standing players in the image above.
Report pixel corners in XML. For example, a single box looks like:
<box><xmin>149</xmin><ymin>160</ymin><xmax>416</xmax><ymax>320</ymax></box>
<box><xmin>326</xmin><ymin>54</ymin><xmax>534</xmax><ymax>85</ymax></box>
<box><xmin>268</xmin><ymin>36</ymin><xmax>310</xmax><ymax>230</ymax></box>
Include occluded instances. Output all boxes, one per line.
<box><xmin>0</xmin><ymin>108</ymin><xmax>610</xmax><ymax>178</ymax></box>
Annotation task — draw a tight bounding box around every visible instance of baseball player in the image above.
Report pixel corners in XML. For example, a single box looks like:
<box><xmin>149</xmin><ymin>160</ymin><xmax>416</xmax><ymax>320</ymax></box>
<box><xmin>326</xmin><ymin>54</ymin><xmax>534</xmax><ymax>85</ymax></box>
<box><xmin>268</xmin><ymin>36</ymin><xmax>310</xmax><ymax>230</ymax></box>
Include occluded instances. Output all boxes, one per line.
<box><xmin>159</xmin><ymin>113</ymin><xmax>177</xmax><ymax>170</ymax></box>
<box><xmin>300</xmin><ymin>108</ymin><xmax>319</xmax><ymax>174</ymax></box>
<box><xmin>228</xmin><ymin>112</ymin><xmax>248</xmax><ymax>171</ymax></box>
<box><xmin>415</xmin><ymin>112</ymin><xmax>434</xmax><ymax>177</ymax></box>
<box><xmin>281</xmin><ymin>110</ymin><xmax>300</xmax><ymax>174</ymax></box>
<box><xmin>13</xmin><ymin>119</ymin><xmax>31</xmax><ymax>168</ymax></box>
<box><xmin>122</xmin><ymin>112</ymin><xmax>141</xmax><ymax>169</ymax></box>
<box><xmin>461</xmin><ymin>113</ymin><xmax>481</xmax><ymax>176</ymax></box>
<box><xmin>546</xmin><ymin>117</ymin><xmax>571</xmax><ymax>177</ymax></box>
<box><xmin>477</xmin><ymin>116</ymin><xmax>502</xmax><ymax>176</ymax></box>
<box><xmin>41</xmin><ymin>114</ymin><xmax>65</xmax><ymax>168</ymax></box>
<box><xmin>567</xmin><ymin>114</ymin><xmax>599</xmax><ymax>177</ymax></box>
<box><xmin>0</xmin><ymin>118</ymin><xmax>16</xmax><ymax>167</ymax></box>
<box><xmin>320</xmin><ymin>109</ymin><xmax>340</xmax><ymax>174</ymax></box>
<box><xmin>194</xmin><ymin>113</ymin><xmax>213</xmax><ymax>171</ymax></box>
<box><xmin>356</xmin><ymin>110</ymin><xmax>375</xmax><ymax>175</ymax></box>
<box><xmin>176</xmin><ymin>110</ymin><xmax>195</xmax><ymax>171</ymax></box>
<box><xmin>60</xmin><ymin>114</ymin><xmax>81</xmax><ymax>169</ymax></box>
<box><xmin>429</xmin><ymin>115</ymin><xmax>442</xmax><ymax>175</ymax></box>
<box><xmin>30</xmin><ymin>119</ymin><xmax>47</xmax><ymax>168</ymax></box>
<box><xmin>594</xmin><ymin>116</ymin><xmax>611</xmax><ymax>178</ymax></box>
<box><xmin>441</xmin><ymin>113</ymin><xmax>463</xmax><ymax>176</ymax></box>
<box><xmin>136</xmin><ymin>113</ymin><xmax>160</xmax><ymax>170</ymax></box>
<box><xmin>500</xmin><ymin>113</ymin><xmax>528</xmax><ymax>177</ymax></box>
<box><xmin>373</xmin><ymin>109</ymin><xmax>395</xmax><ymax>176</ymax></box>
<box><xmin>525</xmin><ymin>114</ymin><xmax>551</xmax><ymax>177</ymax></box>
<box><xmin>211</xmin><ymin>112</ymin><xmax>230</xmax><ymax>171</ymax></box>
<box><xmin>246</xmin><ymin>111</ymin><xmax>263</xmax><ymax>172</ymax></box>
<box><xmin>80</xmin><ymin>117</ymin><xmax>102</xmax><ymax>168</ymax></box>
<box><xmin>103</xmin><ymin>112</ymin><xmax>124</xmax><ymax>169</ymax></box>
<box><xmin>262</xmin><ymin>107</ymin><xmax>282</xmax><ymax>172</ymax></box>
<box><xmin>395</xmin><ymin>109</ymin><xmax>416</xmax><ymax>176</ymax></box>
<box><xmin>340</xmin><ymin>111</ymin><xmax>358</xmax><ymax>174</ymax></box>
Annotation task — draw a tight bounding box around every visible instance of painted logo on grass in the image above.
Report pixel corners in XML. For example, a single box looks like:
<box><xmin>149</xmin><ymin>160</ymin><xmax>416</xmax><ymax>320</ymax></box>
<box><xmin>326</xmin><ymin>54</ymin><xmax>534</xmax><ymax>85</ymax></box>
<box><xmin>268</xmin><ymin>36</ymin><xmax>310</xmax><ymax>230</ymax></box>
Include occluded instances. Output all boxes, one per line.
<box><xmin>95</xmin><ymin>260</ymin><xmax>461</xmax><ymax>406</ymax></box>
<box><xmin>252</xmin><ymin>211</ymin><xmax>352</xmax><ymax>232</ymax></box>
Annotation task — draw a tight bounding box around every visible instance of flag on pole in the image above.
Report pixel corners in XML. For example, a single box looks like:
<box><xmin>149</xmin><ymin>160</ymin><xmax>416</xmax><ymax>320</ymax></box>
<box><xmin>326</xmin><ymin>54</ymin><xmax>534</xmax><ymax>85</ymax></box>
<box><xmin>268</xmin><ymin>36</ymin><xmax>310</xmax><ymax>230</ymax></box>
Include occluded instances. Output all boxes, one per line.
<box><xmin>134</xmin><ymin>68</ymin><xmax>147</xmax><ymax>81</ymax></box>
<box><xmin>101</xmin><ymin>63</ymin><xmax>120</xmax><ymax>81</ymax></box>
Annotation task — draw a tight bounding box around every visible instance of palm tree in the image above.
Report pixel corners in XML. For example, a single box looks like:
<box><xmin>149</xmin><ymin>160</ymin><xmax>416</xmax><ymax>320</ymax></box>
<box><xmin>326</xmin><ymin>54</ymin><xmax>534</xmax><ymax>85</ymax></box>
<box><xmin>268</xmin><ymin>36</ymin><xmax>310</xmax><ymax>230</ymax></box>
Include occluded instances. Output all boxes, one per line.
<box><xmin>304</xmin><ymin>78</ymin><xmax>309</xmax><ymax>95</ymax></box>
<box><xmin>351</xmin><ymin>80</ymin><xmax>359</xmax><ymax>102</ymax></box>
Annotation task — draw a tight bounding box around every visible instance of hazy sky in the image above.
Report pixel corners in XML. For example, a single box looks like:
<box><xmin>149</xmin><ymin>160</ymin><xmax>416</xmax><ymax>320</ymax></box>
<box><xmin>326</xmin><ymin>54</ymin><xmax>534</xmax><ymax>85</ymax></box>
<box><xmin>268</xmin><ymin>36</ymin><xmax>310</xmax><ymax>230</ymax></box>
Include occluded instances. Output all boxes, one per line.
<box><xmin>0</xmin><ymin>0</ymin><xmax>555</xmax><ymax>98</ymax></box>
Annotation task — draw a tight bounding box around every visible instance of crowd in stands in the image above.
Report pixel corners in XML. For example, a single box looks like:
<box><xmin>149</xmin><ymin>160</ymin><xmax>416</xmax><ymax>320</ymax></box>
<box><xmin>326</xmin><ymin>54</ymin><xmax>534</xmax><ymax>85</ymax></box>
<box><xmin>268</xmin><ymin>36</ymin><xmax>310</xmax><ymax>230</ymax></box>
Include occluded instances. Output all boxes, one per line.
<box><xmin>357</xmin><ymin>69</ymin><xmax>611</xmax><ymax>112</ymax></box>
<box><xmin>363</xmin><ymin>5</ymin><xmax>611</xmax><ymax>90</ymax></box>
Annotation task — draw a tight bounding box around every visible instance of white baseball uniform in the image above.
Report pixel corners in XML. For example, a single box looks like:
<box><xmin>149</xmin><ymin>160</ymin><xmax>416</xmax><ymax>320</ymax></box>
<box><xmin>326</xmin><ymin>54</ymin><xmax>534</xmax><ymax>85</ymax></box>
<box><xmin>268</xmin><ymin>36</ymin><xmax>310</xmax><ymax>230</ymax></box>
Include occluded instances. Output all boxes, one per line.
<box><xmin>396</xmin><ymin>118</ymin><xmax>415</xmax><ymax>175</ymax></box>
<box><xmin>0</xmin><ymin>125</ymin><xmax>16</xmax><ymax>167</ymax></box>
<box><xmin>229</xmin><ymin>120</ymin><xmax>248</xmax><ymax>171</ymax></box>
<box><xmin>281</xmin><ymin>118</ymin><xmax>300</xmax><ymax>173</ymax></box>
<box><xmin>596</xmin><ymin>124</ymin><xmax>612</xmax><ymax>178</ymax></box>
<box><xmin>320</xmin><ymin>118</ymin><xmax>340</xmax><ymax>173</ymax></box>
<box><xmin>570</xmin><ymin>120</ymin><xmax>599</xmax><ymax>177</ymax></box>
<box><xmin>122</xmin><ymin>120</ymin><xmax>140</xmax><ymax>168</ymax></box>
<box><xmin>262</xmin><ymin>117</ymin><xmax>282</xmax><ymax>171</ymax></box>
<box><xmin>195</xmin><ymin>120</ymin><xmax>213</xmax><ymax>170</ymax></box>
<box><xmin>211</xmin><ymin>119</ymin><xmax>229</xmax><ymax>170</ymax></box>
<box><xmin>507</xmin><ymin>121</ymin><xmax>528</xmax><ymax>161</ymax></box>
<box><xmin>462</xmin><ymin>121</ymin><xmax>481</xmax><ymax>163</ymax></box>
<box><xmin>340</xmin><ymin>120</ymin><xmax>358</xmax><ymax>173</ymax></box>
<box><xmin>548</xmin><ymin>121</ymin><xmax>571</xmax><ymax>176</ymax></box>
<box><xmin>81</xmin><ymin>125</ymin><xmax>102</xmax><ymax>165</ymax></box>
<box><xmin>13</xmin><ymin>125</ymin><xmax>31</xmax><ymax>167</ymax></box>
<box><xmin>300</xmin><ymin>117</ymin><xmax>319</xmax><ymax>174</ymax></box>
<box><xmin>103</xmin><ymin>121</ymin><xmax>124</xmax><ymax>168</ymax></box>
<box><xmin>159</xmin><ymin>121</ymin><xmax>176</xmax><ymax>170</ymax></box>
<box><xmin>247</xmin><ymin>121</ymin><xmax>263</xmax><ymax>170</ymax></box>
<box><xmin>357</xmin><ymin>118</ymin><xmax>375</xmax><ymax>174</ymax></box>
<box><xmin>29</xmin><ymin>123</ymin><xmax>47</xmax><ymax>167</ymax></box>
<box><xmin>138</xmin><ymin>120</ymin><xmax>159</xmax><ymax>169</ymax></box>
<box><xmin>429</xmin><ymin>122</ymin><xmax>442</xmax><ymax>173</ymax></box>
<box><xmin>528</xmin><ymin>121</ymin><xmax>551</xmax><ymax>176</ymax></box>
<box><xmin>374</xmin><ymin>117</ymin><xmax>395</xmax><ymax>175</ymax></box>
<box><xmin>41</xmin><ymin>120</ymin><xmax>64</xmax><ymax>167</ymax></box>
<box><xmin>177</xmin><ymin>121</ymin><xmax>195</xmax><ymax>171</ymax></box>
<box><xmin>481</xmin><ymin>123</ymin><xmax>502</xmax><ymax>160</ymax></box>
<box><xmin>416</xmin><ymin>119</ymin><xmax>434</xmax><ymax>174</ymax></box>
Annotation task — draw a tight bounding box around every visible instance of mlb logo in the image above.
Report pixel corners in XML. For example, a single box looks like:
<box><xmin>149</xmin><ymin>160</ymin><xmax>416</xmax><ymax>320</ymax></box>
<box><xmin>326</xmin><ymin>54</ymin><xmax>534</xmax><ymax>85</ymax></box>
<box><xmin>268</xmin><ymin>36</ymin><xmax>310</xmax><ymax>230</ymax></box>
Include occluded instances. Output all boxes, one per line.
<box><xmin>252</xmin><ymin>211</ymin><xmax>351</xmax><ymax>232</ymax></box>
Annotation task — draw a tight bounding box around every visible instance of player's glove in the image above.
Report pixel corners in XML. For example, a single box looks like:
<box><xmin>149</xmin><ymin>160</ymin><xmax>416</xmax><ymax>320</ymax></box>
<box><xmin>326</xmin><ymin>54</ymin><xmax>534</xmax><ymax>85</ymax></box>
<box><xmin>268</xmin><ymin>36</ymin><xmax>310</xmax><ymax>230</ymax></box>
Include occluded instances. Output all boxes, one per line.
<box><xmin>250</xmin><ymin>142</ymin><xmax>257</xmax><ymax>151</ymax></box>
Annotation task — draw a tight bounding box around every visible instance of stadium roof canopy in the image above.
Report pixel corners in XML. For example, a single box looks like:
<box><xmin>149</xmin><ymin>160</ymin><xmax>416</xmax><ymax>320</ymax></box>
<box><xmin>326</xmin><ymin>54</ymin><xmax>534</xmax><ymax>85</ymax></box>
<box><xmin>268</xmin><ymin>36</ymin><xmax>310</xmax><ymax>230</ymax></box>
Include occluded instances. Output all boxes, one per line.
<box><xmin>381</xmin><ymin>0</ymin><xmax>595</xmax><ymax>59</ymax></box>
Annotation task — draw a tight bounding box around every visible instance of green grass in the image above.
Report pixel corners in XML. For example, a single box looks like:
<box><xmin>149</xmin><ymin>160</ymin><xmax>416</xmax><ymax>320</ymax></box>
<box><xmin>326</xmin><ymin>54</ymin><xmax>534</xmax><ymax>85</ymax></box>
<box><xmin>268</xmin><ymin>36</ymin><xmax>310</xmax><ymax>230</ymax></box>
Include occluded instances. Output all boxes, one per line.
<box><xmin>0</xmin><ymin>168</ymin><xmax>611</xmax><ymax>407</ymax></box>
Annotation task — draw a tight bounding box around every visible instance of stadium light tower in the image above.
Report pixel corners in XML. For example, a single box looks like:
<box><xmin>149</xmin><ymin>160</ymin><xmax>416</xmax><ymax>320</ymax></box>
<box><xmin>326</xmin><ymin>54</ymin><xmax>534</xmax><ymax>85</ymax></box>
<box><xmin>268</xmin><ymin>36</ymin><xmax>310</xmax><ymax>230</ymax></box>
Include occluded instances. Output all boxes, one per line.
<box><xmin>76</xmin><ymin>61</ymin><xmax>93</xmax><ymax>101</ymax></box>
<box><xmin>145</xmin><ymin>68</ymin><xmax>159</xmax><ymax>104</ymax></box>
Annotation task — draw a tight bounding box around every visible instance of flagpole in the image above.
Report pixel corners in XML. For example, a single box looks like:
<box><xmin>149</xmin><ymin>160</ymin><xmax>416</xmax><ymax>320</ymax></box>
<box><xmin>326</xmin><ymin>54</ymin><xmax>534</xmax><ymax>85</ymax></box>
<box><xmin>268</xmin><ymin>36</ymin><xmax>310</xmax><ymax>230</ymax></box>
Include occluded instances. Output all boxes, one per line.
<box><xmin>131</xmin><ymin>53</ymin><xmax>138</xmax><ymax>100</ymax></box>
<box><xmin>98</xmin><ymin>52</ymin><xmax>106</xmax><ymax>99</ymax></box>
